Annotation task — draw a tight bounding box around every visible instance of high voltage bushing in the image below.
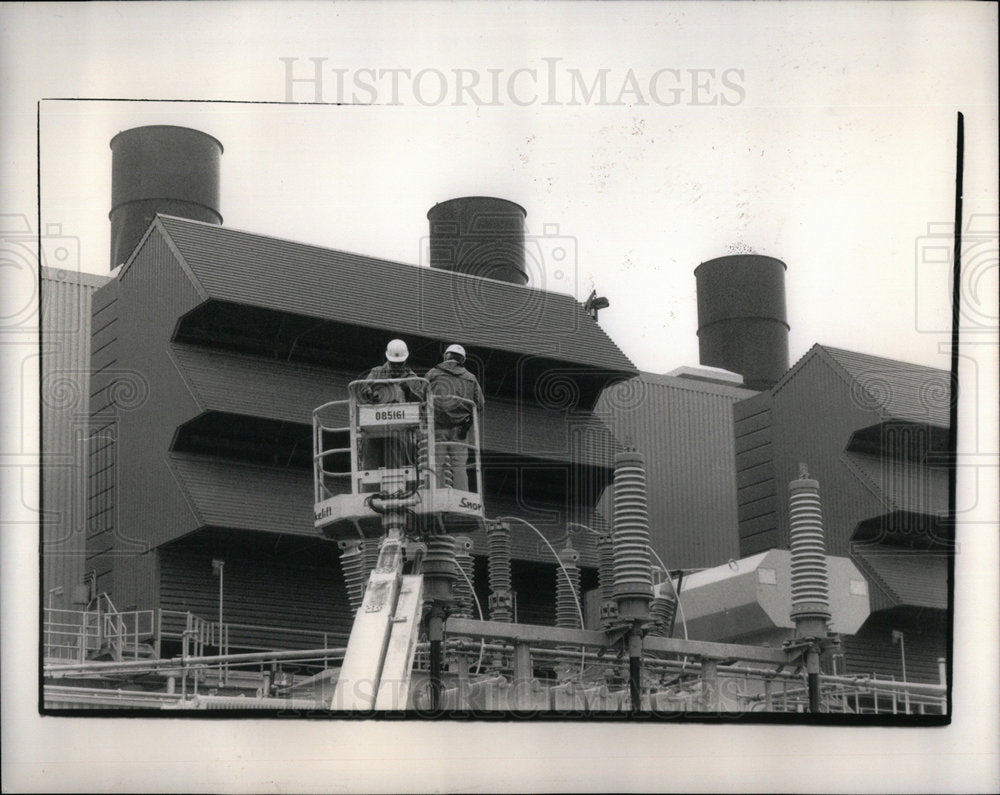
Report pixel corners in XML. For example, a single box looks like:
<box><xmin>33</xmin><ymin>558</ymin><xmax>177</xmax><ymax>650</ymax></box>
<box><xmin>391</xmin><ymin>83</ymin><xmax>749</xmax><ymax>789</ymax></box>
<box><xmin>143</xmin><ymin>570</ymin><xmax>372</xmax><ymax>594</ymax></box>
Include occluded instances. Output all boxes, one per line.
<box><xmin>416</xmin><ymin>435</ymin><xmax>429</xmax><ymax>489</ymax></box>
<box><xmin>422</xmin><ymin>534</ymin><xmax>458</xmax><ymax>605</ymax></box>
<box><xmin>596</xmin><ymin>533</ymin><xmax>619</xmax><ymax>626</ymax></box>
<box><xmin>612</xmin><ymin>450</ymin><xmax>653</xmax><ymax>621</ymax></box>
<box><xmin>556</xmin><ymin>544</ymin><xmax>582</xmax><ymax>630</ymax></box>
<box><xmin>362</xmin><ymin>537</ymin><xmax>381</xmax><ymax>577</ymax></box>
<box><xmin>451</xmin><ymin>535</ymin><xmax>475</xmax><ymax>620</ymax></box>
<box><xmin>338</xmin><ymin>540</ymin><xmax>367</xmax><ymax>614</ymax></box>
<box><xmin>648</xmin><ymin>582</ymin><xmax>677</xmax><ymax>637</ymax></box>
<box><xmin>788</xmin><ymin>463</ymin><xmax>832</xmax><ymax>636</ymax></box>
<box><xmin>486</xmin><ymin>520</ymin><xmax>513</xmax><ymax>622</ymax></box>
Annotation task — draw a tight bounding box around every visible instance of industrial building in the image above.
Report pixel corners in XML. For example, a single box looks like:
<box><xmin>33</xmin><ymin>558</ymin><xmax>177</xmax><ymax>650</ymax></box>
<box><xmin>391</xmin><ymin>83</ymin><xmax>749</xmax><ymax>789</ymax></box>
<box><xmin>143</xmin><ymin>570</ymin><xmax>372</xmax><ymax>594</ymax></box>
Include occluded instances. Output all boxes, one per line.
<box><xmin>40</xmin><ymin>125</ymin><xmax>950</xmax><ymax>713</ymax></box>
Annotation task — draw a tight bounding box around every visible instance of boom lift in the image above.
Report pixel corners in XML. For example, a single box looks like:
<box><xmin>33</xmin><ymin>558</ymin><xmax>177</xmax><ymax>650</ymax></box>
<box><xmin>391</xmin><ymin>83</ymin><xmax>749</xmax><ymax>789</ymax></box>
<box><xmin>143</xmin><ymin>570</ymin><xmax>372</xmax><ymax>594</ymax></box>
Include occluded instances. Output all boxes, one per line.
<box><xmin>312</xmin><ymin>377</ymin><xmax>484</xmax><ymax>709</ymax></box>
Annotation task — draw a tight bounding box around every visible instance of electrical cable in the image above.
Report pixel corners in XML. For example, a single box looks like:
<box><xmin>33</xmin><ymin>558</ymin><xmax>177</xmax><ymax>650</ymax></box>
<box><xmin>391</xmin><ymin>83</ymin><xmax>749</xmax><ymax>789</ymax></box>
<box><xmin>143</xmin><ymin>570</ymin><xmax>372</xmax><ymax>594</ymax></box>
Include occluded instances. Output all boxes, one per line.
<box><xmin>454</xmin><ymin>558</ymin><xmax>486</xmax><ymax>675</ymax></box>
<box><xmin>495</xmin><ymin>515</ymin><xmax>587</xmax><ymax>679</ymax></box>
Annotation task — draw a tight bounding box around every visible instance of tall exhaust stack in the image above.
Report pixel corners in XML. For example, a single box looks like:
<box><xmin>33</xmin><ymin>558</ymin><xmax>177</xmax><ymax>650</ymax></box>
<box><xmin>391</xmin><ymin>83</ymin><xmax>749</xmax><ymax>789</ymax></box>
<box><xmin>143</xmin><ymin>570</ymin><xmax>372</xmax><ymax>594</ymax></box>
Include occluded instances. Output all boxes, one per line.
<box><xmin>109</xmin><ymin>125</ymin><xmax>223</xmax><ymax>269</ymax></box>
<box><xmin>427</xmin><ymin>196</ymin><xmax>528</xmax><ymax>285</ymax></box>
<box><xmin>694</xmin><ymin>254</ymin><xmax>789</xmax><ymax>391</ymax></box>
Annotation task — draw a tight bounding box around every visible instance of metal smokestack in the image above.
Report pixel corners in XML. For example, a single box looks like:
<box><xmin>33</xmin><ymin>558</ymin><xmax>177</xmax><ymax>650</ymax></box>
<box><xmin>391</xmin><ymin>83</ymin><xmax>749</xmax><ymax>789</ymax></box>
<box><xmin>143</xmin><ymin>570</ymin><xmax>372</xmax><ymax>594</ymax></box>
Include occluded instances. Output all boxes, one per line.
<box><xmin>109</xmin><ymin>125</ymin><xmax>223</xmax><ymax>269</ymax></box>
<box><xmin>427</xmin><ymin>196</ymin><xmax>528</xmax><ymax>285</ymax></box>
<box><xmin>694</xmin><ymin>254</ymin><xmax>789</xmax><ymax>391</ymax></box>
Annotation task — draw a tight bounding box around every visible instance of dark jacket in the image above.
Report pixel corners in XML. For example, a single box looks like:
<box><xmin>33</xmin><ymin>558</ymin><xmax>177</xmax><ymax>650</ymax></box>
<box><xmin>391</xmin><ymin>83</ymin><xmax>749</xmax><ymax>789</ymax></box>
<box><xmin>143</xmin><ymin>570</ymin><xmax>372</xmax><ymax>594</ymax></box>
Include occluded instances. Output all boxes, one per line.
<box><xmin>426</xmin><ymin>359</ymin><xmax>485</xmax><ymax>430</ymax></box>
<box><xmin>359</xmin><ymin>363</ymin><xmax>425</xmax><ymax>404</ymax></box>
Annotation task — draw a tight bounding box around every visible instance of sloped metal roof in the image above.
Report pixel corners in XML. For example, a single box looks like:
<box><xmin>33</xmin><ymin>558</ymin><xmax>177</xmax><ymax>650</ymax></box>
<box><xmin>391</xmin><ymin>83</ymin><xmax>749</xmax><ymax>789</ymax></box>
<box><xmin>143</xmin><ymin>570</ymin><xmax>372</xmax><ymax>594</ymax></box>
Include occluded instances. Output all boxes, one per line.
<box><xmin>155</xmin><ymin>215</ymin><xmax>635</xmax><ymax>374</ymax></box>
<box><xmin>819</xmin><ymin>346</ymin><xmax>951</xmax><ymax>428</ymax></box>
<box><xmin>167</xmin><ymin>453</ymin><xmax>603</xmax><ymax>565</ymax></box>
<box><xmin>171</xmin><ymin>344</ymin><xmax>618</xmax><ymax>467</ymax></box>
<box><xmin>169</xmin><ymin>454</ymin><xmax>315</xmax><ymax>536</ymax></box>
<box><xmin>842</xmin><ymin>451</ymin><xmax>949</xmax><ymax>516</ymax></box>
<box><xmin>851</xmin><ymin>547</ymin><xmax>950</xmax><ymax>610</ymax></box>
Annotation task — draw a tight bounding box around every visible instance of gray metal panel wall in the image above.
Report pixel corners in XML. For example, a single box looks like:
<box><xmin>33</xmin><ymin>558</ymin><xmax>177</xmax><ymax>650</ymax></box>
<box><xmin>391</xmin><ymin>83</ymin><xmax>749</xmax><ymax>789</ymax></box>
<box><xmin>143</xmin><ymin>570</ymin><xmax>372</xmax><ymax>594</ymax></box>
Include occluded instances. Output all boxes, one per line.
<box><xmin>41</xmin><ymin>269</ymin><xmax>110</xmax><ymax>606</ymax></box>
<box><xmin>158</xmin><ymin>534</ymin><xmax>354</xmax><ymax>649</ymax></box>
<box><xmin>841</xmin><ymin>610</ymin><xmax>947</xmax><ymax>685</ymax></box>
<box><xmin>738</xmin><ymin>350</ymin><xmax>888</xmax><ymax>558</ymax></box>
<box><xmin>734</xmin><ymin>391</ymin><xmax>778</xmax><ymax>554</ymax></box>
<box><xmin>171</xmin><ymin>344</ymin><xmax>618</xmax><ymax>468</ymax></box>
<box><xmin>595</xmin><ymin>373</ymin><xmax>756</xmax><ymax>570</ymax></box>
<box><xmin>86</xmin><ymin>277</ymin><xmax>121</xmax><ymax>595</ymax></box>
<box><xmin>88</xmin><ymin>227</ymin><xmax>205</xmax><ymax>609</ymax></box>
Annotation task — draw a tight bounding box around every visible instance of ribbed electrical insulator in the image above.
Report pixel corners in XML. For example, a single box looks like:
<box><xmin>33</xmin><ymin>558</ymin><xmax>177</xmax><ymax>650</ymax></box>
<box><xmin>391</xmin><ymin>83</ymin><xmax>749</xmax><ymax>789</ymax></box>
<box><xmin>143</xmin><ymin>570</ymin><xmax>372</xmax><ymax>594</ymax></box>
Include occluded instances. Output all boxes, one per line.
<box><xmin>612</xmin><ymin>451</ymin><xmax>653</xmax><ymax>614</ymax></box>
<box><xmin>362</xmin><ymin>538</ymin><xmax>380</xmax><ymax>579</ymax></box>
<box><xmin>422</xmin><ymin>534</ymin><xmax>457</xmax><ymax>604</ymax></box>
<box><xmin>451</xmin><ymin>535</ymin><xmax>475</xmax><ymax>619</ymax></box>
<box><xmin>417</xmin><ymin>434</ymin><xmax>429</xmax><ymax>489</ymax></box>
<box><xmin>487</xmin><ymin>520</ymin><xmax>514</xmax><ymax>622</ymax></box>
<box><xmin>596</xmin><ymin>532</ymin><xmax>618</xmax><ymax>626</ymax></box>
<box><xmin>338</xmin><ymin>540</ymin><xmax>367</xmax><ymax>614</ymax></box>
<box><xmin>648</xmin><ymin>584</ymin><xmax>677</xmax><ymax>637</ymax></box>
<box><xmin>788</xmin><ymin>464</ymin><xmax>831</xmax><ymax>629</ymax></box>
<box><xmin>556</xmin><ymin>545</ymin><xmax>581</xmax><ymax>630</ymax></box>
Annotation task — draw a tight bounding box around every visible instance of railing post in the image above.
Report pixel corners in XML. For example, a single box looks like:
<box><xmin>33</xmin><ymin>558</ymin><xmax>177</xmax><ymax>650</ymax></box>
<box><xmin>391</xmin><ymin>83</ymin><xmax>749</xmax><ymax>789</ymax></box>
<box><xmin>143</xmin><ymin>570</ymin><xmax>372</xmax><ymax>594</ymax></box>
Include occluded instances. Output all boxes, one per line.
<box><xmin>513</xmin><ymin>642</ymin><xmax>531</xmax><ymax>710</ymax></box>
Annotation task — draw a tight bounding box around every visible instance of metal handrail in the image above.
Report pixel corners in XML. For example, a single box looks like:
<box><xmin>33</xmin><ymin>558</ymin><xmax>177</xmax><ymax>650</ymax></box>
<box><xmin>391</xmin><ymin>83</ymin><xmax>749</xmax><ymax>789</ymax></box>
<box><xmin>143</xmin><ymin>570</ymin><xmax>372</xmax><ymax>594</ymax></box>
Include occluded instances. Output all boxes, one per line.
<box><xmin>313</xmin><ymin>377</ymin><xmax>484</xmax><ymax>502</ymax></box>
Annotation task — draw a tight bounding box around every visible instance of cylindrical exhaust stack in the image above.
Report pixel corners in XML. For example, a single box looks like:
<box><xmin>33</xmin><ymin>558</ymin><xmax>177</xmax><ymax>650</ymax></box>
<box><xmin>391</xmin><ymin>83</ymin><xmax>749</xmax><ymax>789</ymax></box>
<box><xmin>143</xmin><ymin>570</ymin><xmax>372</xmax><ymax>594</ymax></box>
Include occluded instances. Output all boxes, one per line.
<box><xmin>427</xmin><ymin>197</ymin><xmax>528</xmax><ymax>285</ymax></box>
<box><xmin>788</xmin><ymin>463</ymin><xmax>831</xmax><ymax>637</ymax></box>
<box><xmin>612</xmin><ymin>450</ymin><xmax>653</xmax><ymax>622</ymax></box>
<box><xmin>694</xmin><ymin>254</ymin><xmax>789</xmax><ymax>391</ymax></box>
<box><xmin>109</xmin><ymin>125</ymin><xmax>223</xmax><ymax>269</ymax></box>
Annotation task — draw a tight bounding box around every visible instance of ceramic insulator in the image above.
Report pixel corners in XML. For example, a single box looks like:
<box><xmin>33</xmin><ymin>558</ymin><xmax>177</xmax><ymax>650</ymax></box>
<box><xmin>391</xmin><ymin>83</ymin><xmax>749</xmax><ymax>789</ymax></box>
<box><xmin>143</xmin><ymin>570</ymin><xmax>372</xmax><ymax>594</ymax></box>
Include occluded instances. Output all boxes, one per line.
<box><xmin>612</xmin><ymin>451</ymin><xmax>653</xmax><ymax>613</ymax></box>
<box><xmin>789</xmin><ymin>464</ymin><xmax>831</xmax><ymax>627</ymax></box>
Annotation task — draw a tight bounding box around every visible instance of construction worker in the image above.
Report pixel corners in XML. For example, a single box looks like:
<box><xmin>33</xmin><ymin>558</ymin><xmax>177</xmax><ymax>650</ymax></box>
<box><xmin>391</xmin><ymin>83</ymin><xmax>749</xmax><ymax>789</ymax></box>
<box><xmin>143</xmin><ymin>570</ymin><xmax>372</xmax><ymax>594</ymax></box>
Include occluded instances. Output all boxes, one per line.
<box><xmin>358</xmin><ymin>339</ymin><xmax>425</xmax><ymax>471</ymax></box>
<box><xmin>426</xmin><ymin>344</ymin><xmax>484</xmax><ymax>491</ymax></box>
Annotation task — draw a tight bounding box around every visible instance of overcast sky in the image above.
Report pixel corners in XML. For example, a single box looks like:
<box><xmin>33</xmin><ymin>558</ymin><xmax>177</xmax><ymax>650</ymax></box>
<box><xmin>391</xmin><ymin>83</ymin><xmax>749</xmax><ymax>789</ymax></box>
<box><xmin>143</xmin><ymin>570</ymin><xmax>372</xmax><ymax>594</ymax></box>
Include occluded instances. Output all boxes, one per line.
<box><xmin>3</xmin><ymin>3</ymin><xmax>998</xmax><ymax>793</ymax></box>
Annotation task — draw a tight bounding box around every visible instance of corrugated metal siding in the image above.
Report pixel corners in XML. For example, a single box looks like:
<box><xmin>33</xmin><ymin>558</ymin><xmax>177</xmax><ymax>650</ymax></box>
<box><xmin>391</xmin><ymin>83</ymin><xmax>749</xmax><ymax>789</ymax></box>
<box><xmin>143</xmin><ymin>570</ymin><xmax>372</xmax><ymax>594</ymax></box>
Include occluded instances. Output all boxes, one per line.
<box><xmin>842</xmin><ymin>610</ymin><xmax>948</xmax><ymax>684</ymax></box>
<box><xmin>823</xmin><ymin>346</ymin><xmax>951</xmax><ymax>428</ymax></box>
<box><xmin>851</xmin><ymin>549</ymin><xmax>950</xmax><ymax>610</ymax></box>
<box><xmin>41</xmin><ymin>269</ymin><xmax>110</xmax><ymax>605</ymax></box>
<box><xmin>734</xmin><ymin>391</ymin><xmax>777</xmax><ymax>554</ymax></box>
<box><xmin>754</xmin><ymin>350</ymin><xmax>888</xmax><ymax>557</ymax></box>
<box><xmin>168</xmin><ymin>454</ymin><xmax>313</xmax><ymax>536</ymax></box>
<box><xmin>87</xmin><ymin>278</ymin><xmax>121</xmax><ymax>595</ymax></box>
<box><xmin>170</xmin><ymin>344</ymin><xmax>618</xmax><ymax>468</ymax></box>
<box><xmin>158</xmin><ymin>533</ymin><xmax>353</xmax><ymax>648</ymax></box>
<box><xmin>843</xmin><ymin>451</ymin><xmax>949</xmax><ymax>517</ymax></box>
<box><xmin>167</xmin><ymin>453</ymin><xmax>601</xmax><ymax>566</ymax></box>
<box><xmin>594</xmin><ymin>373</ymin><xmax>757</xmax><ymax>569</ymax></box>
<box><xmin>87</xmin><ymin>229</ymin><xmax>206</xmax><ymax>607</ymax></box>
<box><xmin>157</xmin><ymin>215</ymin><xmax>635</xmax><ymax>374</ymax></box>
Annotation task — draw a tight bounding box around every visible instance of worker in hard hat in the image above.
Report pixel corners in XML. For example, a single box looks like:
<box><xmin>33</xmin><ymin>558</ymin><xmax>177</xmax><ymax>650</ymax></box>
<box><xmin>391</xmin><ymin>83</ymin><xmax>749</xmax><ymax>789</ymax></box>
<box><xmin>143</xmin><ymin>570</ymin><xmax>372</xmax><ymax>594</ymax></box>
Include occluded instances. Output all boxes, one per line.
<box><xmin>426</xmin><ymin>344</ymin><xmax>484</xmax><ymax>491</ymax></box>
<box><xmin>358</xmin><ymin>339</ymin><xmax>425</xmax><ymax>471</ymax></box>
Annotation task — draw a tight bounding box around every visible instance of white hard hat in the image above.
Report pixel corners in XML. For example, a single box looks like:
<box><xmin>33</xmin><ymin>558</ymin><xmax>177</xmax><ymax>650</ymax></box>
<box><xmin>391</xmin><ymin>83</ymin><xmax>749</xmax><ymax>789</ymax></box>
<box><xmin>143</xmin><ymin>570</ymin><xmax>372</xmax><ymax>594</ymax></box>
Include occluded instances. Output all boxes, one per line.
<box><xmin>445</xmin><ymin>344</ymin><xmax>466</xmax><ymax>359</ymax></box>
<box><xmin>386</xmin><ymin>339</ymin><xmax>409</xmax><ymax>362</ymax></box>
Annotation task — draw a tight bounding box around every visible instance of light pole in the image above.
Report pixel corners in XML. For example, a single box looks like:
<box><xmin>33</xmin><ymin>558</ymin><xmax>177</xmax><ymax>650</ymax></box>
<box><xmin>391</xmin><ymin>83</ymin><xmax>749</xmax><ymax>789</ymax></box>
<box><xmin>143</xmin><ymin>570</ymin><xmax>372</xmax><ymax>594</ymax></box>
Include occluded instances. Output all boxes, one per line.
<box><xmin>47</xmin><ymin>585</ymin><xmax>64</xmax><ymax>610</ymax></box>
<box><xmin>212</xmin><ymin>559</ymin><xmax>225</xmax><ymax>686</ymax></box>
<box><xmin>211</xmin><ymin>559</ymin><xmax>225</xmax><ymax>643</ymax></box>
<box><xmin>892</xmin><ymin>629</ymin><xmax>909</xmax><ymax>713</ymax></box>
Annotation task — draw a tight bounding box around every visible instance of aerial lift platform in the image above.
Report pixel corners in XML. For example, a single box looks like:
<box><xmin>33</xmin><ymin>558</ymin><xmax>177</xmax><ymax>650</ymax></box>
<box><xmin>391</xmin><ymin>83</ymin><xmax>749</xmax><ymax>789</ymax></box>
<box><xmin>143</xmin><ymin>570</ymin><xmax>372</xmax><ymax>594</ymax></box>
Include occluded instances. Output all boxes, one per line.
<box><xmin>312</xmin><ymin>377</ymin><xmax>484</xmax><ymax>709</ymax></box>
